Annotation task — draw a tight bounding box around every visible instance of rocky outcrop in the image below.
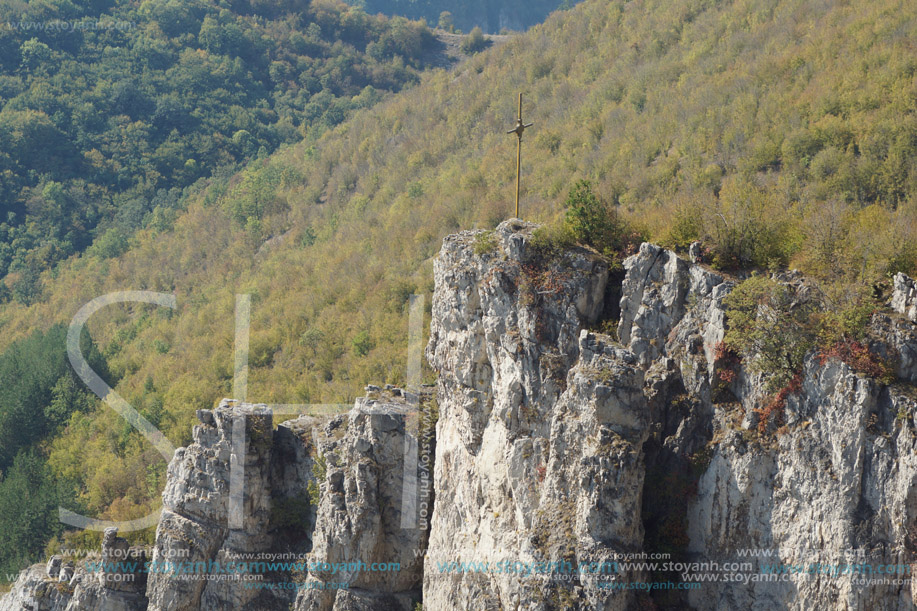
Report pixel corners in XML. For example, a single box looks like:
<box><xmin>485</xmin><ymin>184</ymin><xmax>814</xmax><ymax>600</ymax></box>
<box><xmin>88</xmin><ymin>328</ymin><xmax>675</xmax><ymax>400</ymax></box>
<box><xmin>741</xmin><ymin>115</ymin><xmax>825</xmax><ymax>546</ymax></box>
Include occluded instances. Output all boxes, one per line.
<box><xmin>0</xmin><ymin>565</ymin><xmax>73</xmax><ymax>611</ymax></box>
<box><xmin>5</xmin><ymin>228</ymin><xmax>917</xmax><ymax>611</ymax></box>
<box><xmin>0</xmin><ymin>529</ymin><xmax>148</xmax><ymax>611</ymax></box>
<box><xmin>2</xmin><ymin>387</ymin><xmax>428</xmax><ymax>611</ymax></box>
<box><xmin>98</xmin><ymin>529</ymin><xmax>147</xmax><ymax>597</ymax></box>
<box><xmin>617</xmin><ymin>246</ymin><xmax>917</xmax><ymax>610</ymax></box>
<box><xmin>892</xmin><ymin>272</ymin><xmax>917</xmax><ymax>322</ymax></box>
<box><xmin>0</xmin><ymin>401</ymin><xmax>312</xmax><ymax>611</ymax></box>
<box><xmin>294</xmin><ymin>387</ymin><xmax>433</xmax><ymax>611</ymax></box>
<box><xmin>146</xmin><ymin>401</ymin><xmax>275</xmax><ymax>611</ymax></box>
<box><xmin>686</xmin><ymin>356</ymin><xmax>917</xmax><ymax>610</ymax></box>
<box><xmin>869</xmin><ymin>313</ymin><xmax>917</xmax><ymax>384</ymax></box>
<box><xmin>618</xmin><ymin>242</ymin><xmax>733</xmax><ymax>402</ymax></box>
<box><xmin>424</xmin><ymin>220</ymin><xmax>647</xmax><ymax>610</ymax></box>
<box><xmin>872</xmin><ymin>273</ymin><xmax>917</xmax><ymax>383</ymax></box>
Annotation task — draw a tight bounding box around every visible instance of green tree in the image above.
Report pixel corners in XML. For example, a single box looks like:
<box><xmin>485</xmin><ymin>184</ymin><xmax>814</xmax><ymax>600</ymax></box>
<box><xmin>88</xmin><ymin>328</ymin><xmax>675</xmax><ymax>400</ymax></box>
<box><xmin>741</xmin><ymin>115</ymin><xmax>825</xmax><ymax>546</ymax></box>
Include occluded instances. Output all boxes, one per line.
<box><xmin>88</xmin><ymin>227</ymin><xmax>130</xmax><ymax>259</ymax></box>
<box><xmin>198</xmin><ymin>15</ymin><xmax>223</xmax><ymax>54</ymax></box>
<box><xmin>437</xmin><ymin>11</ymin><xmax>454</xmax><ymax>32</ymax></box>
<box><xmin>18</xmin><ymin>39</ymin><xmax>52</xmax><ymax>72</ymax></box>
<box><xmin>723</xmin><ymin>276</ymin><xmax>815</xmax><ymax>391</ymax></box>
<box><xmin>0</xmin><ymin>325</ymin><xmax>108</xmax><ymax>469</ymax></box>
<box><xmin>352</xmin><ymin>330</ymin><xmax>373</xmax><ymax>357</ymax></box>
<box><xmin>561</xmin><ymin>179</ymin><xmax>632</xmax><ymax>255</ymax></box>
<box><xmin>460</xmin><ymin>27</ymin><xmax>487</xmax><ymax>54</ymax></box>
<box><xmin>0</xmin><ymin>451</ymin><xmax>62</xmax><ymax>578</ymax></box>
<box><xmin>0</xmin><ymin>0</ymin><xmax>435</xmax><ymax>284</ymax></box>
<box><xmin>10</xmin><ymin>267</ymin><xmax>43</xmax><ymax>306</ymax></box>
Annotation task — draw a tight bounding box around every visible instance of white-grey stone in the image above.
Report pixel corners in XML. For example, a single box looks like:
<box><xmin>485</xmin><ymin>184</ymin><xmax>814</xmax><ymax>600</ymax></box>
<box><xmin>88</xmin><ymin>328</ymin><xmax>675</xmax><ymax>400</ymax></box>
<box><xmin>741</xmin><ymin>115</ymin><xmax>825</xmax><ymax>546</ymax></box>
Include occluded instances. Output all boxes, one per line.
<box><xmin>892</xmin><ymin>272</ymin><xmax>917</xmax><ymax>321</ymax></box>
<box><xmin>424</xmin><ymin>220</ymin><xmax>643</xmax><ymax>610</ymax></box>
<box><xmin>294</xmin><ymin>388</ymin><xmax>431</xmax><ymax>611</ymax></box>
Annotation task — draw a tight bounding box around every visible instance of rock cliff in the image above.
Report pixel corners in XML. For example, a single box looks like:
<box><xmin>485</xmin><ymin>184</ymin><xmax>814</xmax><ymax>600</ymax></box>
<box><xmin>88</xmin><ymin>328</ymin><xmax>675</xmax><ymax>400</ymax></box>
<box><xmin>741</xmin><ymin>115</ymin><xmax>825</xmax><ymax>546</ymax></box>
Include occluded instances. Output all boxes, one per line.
<box><xmin>4</xmin><ymin>219</ymin><xmax>917</xmax><ymax>610</ymax></box>
<box><xmin>616</xmin><ymin>242</ymin><xmax>917</xmax><ymax>610</ymax></box>
<box><xmin>146</xmin><ymin>401</ymin><xmax>276</xmax><ymax>611</ymax></box>
<box><xmin>423</xmin><ymin>220</ymin><xmax>646</xmax><ymax>610</ymax></box>
<box><xmin>294</xmin><ymin>387</ymin><xmax>433</xmax><ymax>611</ymax></box>
<box><xmin>0</xmin><ymin>527</ymin><xmax>149</xmax><ymax>611</ymax></box>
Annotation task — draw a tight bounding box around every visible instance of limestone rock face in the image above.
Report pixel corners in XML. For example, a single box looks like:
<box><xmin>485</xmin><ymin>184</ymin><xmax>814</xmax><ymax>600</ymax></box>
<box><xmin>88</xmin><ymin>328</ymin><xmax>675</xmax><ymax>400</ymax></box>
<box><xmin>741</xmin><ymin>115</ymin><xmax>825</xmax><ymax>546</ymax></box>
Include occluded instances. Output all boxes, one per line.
<box><xmin>619</xmin><ymin>243</ymin><xmax>691</xmax><ymax>366</ymax></box>
<box><xmin>98</xmin><ymin>529</ymin><xmax>147</xmax><ymax>595</ymax></box>
<box><xmin>618</xmin><ymin>242</ymin><xmax>732</xmax><ymax>378</ymax></box>
<box><xmin>617</xmin><ymin>244</ymin><xmax>917</xmax><ymax>611</ymax></box>
<box><xmin>686</xmin><ymin>357</ymin><xmax>917</xmax><ymax>610</ymax></box>
<box><xmin>892</xmin><ymin>272</ymin><xmax>917</xmax><ymax>321</ymax></box>
<box><xmin>271</xmin><ymin>416</ymin><xmax>318</xmax><ymax>521</ymax></box>
<box><xmin>66</xmin><ymin>580</ymin><xmax>149</xmax><ymax>611</ymax></box>
<box><xmin>46</xmin><ymin>557</ymin><xmax>62</xmax><ymax>581</ymax></box>
<box><xmin>424</xmin><ymin>220</ymin><xmax>646</xmax><ymax>610</ymax></box>
<box><xmin>147</xmin><ymin>401</ymin><xmax>274</xmax><ymax>611</ymax></box>
<box><xmin>0</xmin><ymin>565</ymin><xmax>72</xmax><ymax>611</ymax></box>
<box><xmin>0</xmin><ymin>530</ymin><xmax>149</xmax><ymax>611</ymax></box>
<box><xmin>871</xmin><ymin>311</ymin><xmax>917</xmax><ymax>383</ymax></box>
<box><xmin>294</xmin><ymin>388</ymin><xmax>432</xmax><ymax>611</ymax></box>
<box><xmin>536</xmin><ymin>331</ymin><xmax>650</xmax><ymax>610</ymax></box>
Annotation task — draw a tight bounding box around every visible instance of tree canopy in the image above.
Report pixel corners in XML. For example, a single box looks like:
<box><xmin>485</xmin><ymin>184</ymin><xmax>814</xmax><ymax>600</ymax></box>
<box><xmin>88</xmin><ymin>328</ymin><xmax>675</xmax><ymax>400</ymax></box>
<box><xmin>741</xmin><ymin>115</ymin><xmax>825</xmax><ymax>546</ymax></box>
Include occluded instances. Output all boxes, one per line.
<box><xmin>0</xmin><ymin>0</ymin><xmax>435</xmax><ymax>295</ymax></box>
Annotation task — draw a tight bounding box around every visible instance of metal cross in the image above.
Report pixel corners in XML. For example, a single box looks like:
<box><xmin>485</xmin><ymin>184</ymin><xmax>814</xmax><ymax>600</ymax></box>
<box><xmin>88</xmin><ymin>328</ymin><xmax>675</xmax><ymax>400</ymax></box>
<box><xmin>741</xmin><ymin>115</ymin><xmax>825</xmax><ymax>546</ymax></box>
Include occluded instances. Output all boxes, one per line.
<box><xmin>507</xmin><ymin>93</ymin><xmax>533</xmax><ymax>219</ymax></box>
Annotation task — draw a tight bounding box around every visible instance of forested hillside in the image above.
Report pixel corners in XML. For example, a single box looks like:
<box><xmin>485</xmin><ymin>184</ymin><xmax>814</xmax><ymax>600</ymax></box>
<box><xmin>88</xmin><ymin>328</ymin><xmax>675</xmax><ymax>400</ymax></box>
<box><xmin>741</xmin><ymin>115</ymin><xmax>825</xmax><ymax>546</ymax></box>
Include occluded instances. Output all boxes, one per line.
<box><xmin>0</xmin><ymin>0</ymin><xmax>436</xmax><ymax>581</ymax></box>
<box><xmin>0</xmin><ymin>0</ymin><xmax>433</xmax><ymax>299</ymax></box>
<box><xmin>1</xmin><ymin>0</ymin><xmax>916</xmax><ymax>582</ymax></box>
<box><xmin>0</xmin><ymin>326</ymin><xmax>109</xmax><ymax>578</ymax></box>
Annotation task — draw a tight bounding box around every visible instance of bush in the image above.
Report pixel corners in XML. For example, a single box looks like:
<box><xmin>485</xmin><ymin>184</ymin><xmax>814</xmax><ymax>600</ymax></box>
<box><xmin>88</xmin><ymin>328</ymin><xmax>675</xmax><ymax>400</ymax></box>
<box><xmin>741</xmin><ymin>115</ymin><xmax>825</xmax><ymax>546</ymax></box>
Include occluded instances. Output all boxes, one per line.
<box><xmin>664</xmin><ymin>207</ymin><xmax>702</xmax><ymax>252</ymax></box>
<box><xmin>473</xmin><ymin>230</ymin><xmax>498</xmax><ymax>255</ymax></box>
<box><xmin>461</xmin><ymin>27</ymin><xmax>487</xmax><ymax>54</ymax></box>
<box><xmin>703</xmin><ymin>177</ymin><xmax>799</xmax><ymax>270</ymax></box>
<box><xmin>726</xmin><ymin>276</ymin><xmax>894</xmax><ymax>398</ymax></box>
<box><xmin>815</xmin><ymin>302</ymin><xmax>874</xmax><ymax>347</ymax></box>
<box><xmin>561</xmin><ymin>180</ymin><xmax>642</xmax><ymax>257</ymax></box>
<box><xmin>755</xmin><ymin>374</ymin><xmax>802</xmax><ymax>436</ymax></box>
<box><xmin>819</xmin><ymin>340</ymin><xmax>894</xmax><ymax>384</ymax></box>
<box><xmin>528</xmin><ymin>222</ymin><xmax>574</xmax><ymax>259</ymax></box>
<box><xmin>723</xmin><ymin>275</ymin><xmax>815</xmax><ymax>391</ymax></box>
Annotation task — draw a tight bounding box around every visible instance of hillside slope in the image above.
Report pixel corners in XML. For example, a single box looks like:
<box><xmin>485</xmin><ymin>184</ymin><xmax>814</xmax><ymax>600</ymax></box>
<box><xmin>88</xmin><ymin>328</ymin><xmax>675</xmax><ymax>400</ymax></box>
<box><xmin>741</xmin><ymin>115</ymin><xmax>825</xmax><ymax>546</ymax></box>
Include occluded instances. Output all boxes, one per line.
<box><xmin>0</xmin><ymin>0</ymin><xmax>916</xmax><ymax>566</ymax></box>
<box><xmin>0</xmin><ymin>0</ymin><xmax>435</xmax><ymax>288</ymax></box>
